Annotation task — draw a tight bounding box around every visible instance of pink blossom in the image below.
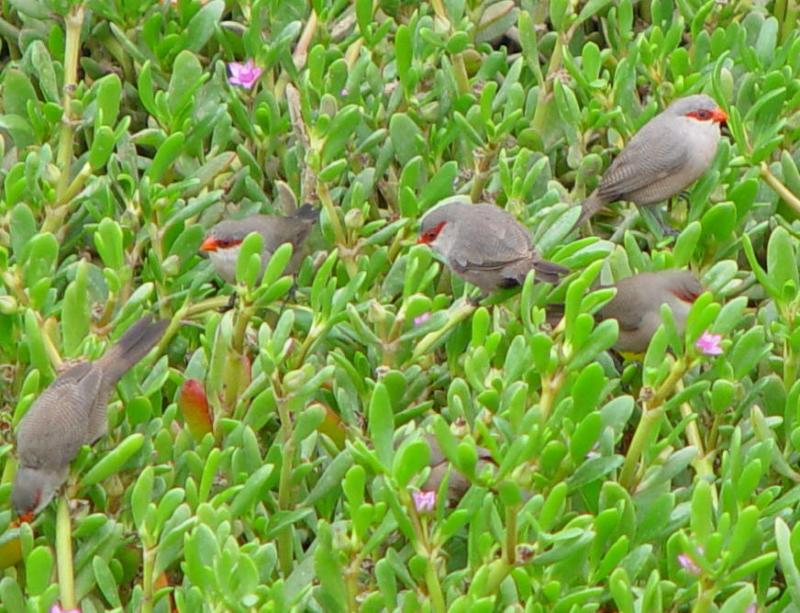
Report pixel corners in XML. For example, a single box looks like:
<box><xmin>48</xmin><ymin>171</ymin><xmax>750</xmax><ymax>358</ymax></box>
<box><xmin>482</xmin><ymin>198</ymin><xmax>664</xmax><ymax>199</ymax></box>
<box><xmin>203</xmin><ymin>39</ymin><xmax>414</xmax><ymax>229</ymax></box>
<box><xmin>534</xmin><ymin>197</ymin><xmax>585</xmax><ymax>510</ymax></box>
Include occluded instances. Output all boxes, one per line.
<box><xmin>677</xmin><ymin>553</ymin><xmax>701</xmax><ymax>575</ymax></box>
<box><xmin>413</xmin><ymin>312</ymin><xmax>431</xmax><ymax>326</ymax></box>
<box><xmin>745</xmin><ymin>605</ymin><xmax>757</xmax><ymax>613</ymax></box>
<box><xmin>227</xmin><ymin>59</ymin><xmax>262</xmax><ymax>90</ymax></box>
<box><xmin>412</xmin><ymin>490</ymin><xmax>436</xmax><ymax>513</ymax></box>
<box><xmin>50</xmin><ymin>605</ymin><xmax>81</xmax><ymax>613</ymax></box>
<box><xmin>695</xmin><ymin>331</ymin><xmax>723</xmax><ymax>356</ymax></box>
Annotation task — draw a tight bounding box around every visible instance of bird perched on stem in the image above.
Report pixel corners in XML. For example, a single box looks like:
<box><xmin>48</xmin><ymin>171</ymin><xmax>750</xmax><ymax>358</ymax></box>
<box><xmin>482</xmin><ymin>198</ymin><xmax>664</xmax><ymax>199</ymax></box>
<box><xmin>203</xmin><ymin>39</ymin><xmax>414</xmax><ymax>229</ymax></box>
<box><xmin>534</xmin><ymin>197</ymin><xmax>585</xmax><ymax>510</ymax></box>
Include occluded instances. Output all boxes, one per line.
<box><xmin>200</xmin><ymin>204</ymin><xmax>319</xmax><ymax>284</ymax></box>
<box><xmin>575</xmin><ymin>94</ymin><xmax>727</xmax><ymax>233</ymax></box>
<box><xmin>12</xmin><ymin>316</ymin><xmax>168</xmax><ymax>519</ymax></box>
<box><xmin>418</xmin><ymin>202</ymin><xmax>568</xmax><ymax>296</ymax></box>
<box><xmin>549</xmin><ymin>270</ymin><xmax>704</xmax><ymax>354</ymax></box>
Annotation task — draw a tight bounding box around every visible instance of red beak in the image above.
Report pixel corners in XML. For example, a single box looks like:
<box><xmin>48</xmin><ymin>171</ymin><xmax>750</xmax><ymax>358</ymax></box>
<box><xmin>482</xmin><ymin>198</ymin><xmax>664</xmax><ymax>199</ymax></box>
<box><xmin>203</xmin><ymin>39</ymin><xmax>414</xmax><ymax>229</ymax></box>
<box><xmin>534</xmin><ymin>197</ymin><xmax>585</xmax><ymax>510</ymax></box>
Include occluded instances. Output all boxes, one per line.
<box><xmin>711</xmin><ymin>107</ymin><xmax>728</xmax><ymax>124</ymax></box>
<box><xmin>200</xmin><ymin>237</ymin><xmax>218</xmax><ymax>252</ymax></box>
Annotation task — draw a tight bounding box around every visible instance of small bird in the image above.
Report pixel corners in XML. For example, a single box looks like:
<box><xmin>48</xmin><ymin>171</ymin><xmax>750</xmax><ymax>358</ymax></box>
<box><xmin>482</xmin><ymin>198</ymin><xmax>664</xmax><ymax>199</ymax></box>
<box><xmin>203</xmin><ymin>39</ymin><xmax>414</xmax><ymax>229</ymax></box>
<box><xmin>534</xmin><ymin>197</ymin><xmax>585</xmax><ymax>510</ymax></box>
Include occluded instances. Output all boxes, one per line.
<box><xmin>576</xmin><ymin>94</ymin><xmax>727</xmax><ymax>230</ymax></box>
<box><xmin>599</xmin><ymin>270</ymin><xmax>703</xmax><ymax>353</ymax></box>
<box><xmin>547</xmin><ymin>270</ymin><xmax>703</xmax><ymax>353</ymax></box>
<box><xmin>12</xmin><ymin>316</ymin><xmax>168</xmax><ymax>519</ymax></box>
<box><xmin>418</xmin><ymin>202</ymin><xmax>568</xmax><ymax>294</ymax></box>
<box><xmin>422</xmin><ymin>435</ymin><xmax>495</xmax><ymax>504</ymax></box>
<box><xmin>200</xmin><ymin>204</ymin><xmax>319</xmax><ymax>283</ymax></box>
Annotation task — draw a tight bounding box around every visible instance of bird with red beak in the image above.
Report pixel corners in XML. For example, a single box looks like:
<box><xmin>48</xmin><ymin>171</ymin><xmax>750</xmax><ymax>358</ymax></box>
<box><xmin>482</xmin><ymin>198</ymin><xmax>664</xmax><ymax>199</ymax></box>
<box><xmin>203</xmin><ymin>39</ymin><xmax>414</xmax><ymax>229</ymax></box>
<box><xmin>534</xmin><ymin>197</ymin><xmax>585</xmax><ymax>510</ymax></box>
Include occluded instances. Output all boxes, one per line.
<box><xmin>576</xmin><ymin>94</ymin><xmax>728</xmax><ymax>232</ymax></box>
<box><xmin>417</xmin><ymin>202</ymin><xmax>568</xmax><ymax>295</ymax></box>
<box><xmin>12</xmin><ymin>316</ymin><xmax>168</xmax><ymax>520</ymax></box>
<box><xmin>548</xmin><ymin>270</ymin><xmax>703</xmax><ymax>354</ymax></box>
<box><xmin>200</xmin><ymin>204</ymin><xmax>319</xmax><ymax>283</ymax></box>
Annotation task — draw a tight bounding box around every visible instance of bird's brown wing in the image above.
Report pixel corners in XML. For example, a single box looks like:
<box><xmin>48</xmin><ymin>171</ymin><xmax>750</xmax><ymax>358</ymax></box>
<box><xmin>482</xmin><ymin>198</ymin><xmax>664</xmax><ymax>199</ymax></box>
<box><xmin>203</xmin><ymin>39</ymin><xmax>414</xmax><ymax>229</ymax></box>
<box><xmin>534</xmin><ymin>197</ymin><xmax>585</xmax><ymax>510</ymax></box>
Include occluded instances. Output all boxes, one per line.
<box><xmin>257</xmin><ymin>216</ymin><xmax>315</xmax><ymax>254</ymax></box>
<box><xmin>450</xmin><ymin>211</ymin><xmax>533</xmax><ymax>272</ymax></box>
<box><xmin>596</xmin><ymin>121</ymin><xmax>689</xmax><ymax>203</ymax></box>
<box><xmin>598</xmin><ymin>285</ymin><xmax>647</xmax><ymax>332</ymax></box>
<box><xmin>16</xmin><ymin>363</ymin><xmax>104</xmax><ymax>469</ymax></box>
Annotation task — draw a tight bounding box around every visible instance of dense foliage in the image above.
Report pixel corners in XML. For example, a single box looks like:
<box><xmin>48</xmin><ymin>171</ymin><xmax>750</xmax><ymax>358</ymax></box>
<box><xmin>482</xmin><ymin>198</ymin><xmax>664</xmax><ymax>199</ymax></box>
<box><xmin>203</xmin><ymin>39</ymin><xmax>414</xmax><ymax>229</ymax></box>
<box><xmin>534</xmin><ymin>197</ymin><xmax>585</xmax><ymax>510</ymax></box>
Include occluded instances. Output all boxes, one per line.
<box><xmin>1</xmin><ymin>0</ymin><xmax>800</xmax><ymax>611</ymax></box>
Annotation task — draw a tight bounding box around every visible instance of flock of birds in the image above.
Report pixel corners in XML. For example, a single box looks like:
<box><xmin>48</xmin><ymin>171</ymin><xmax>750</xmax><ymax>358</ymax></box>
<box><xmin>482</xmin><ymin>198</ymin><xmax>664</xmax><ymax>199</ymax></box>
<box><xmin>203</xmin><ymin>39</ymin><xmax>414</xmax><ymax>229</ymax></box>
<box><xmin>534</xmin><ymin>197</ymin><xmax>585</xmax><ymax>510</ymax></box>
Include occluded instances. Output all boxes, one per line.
<box><xmin>10</xmin><ymin>92</ymin><xmax>728</xmax><ymax>521</ymax></box>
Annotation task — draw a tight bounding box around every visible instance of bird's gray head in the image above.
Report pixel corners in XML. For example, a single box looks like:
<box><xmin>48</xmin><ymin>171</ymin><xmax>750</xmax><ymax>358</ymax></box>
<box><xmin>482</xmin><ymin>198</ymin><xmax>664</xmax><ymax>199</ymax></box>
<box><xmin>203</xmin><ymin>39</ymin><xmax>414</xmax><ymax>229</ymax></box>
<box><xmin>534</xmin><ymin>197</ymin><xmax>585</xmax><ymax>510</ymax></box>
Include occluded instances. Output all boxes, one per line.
<box><xmin>12</xmin><ymin>465</ymin><xmax>64</xmax><ymax>520</ymax></box>
<box><xmin>418</xmin><ymin>204</ymin><xmax>459</xmax><ymax>247</ymax></box>
<box><xmin>666</xmin><ymin>94</ymin><xmax>727</xmax><ymax>125</ymax></box>
<box><xmin>200</xmin><ymin>220</ymin><xmax>252</xmax><ymax>254</ymax></box>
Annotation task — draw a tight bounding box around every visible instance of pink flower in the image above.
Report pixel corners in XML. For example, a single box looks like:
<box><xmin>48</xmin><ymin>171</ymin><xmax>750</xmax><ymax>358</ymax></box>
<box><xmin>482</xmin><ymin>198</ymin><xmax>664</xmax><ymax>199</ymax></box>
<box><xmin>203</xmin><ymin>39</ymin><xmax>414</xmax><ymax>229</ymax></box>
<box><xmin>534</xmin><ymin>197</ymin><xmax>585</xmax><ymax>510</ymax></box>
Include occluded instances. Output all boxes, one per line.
<box><xmin>227</xmin><ymin>59</ymin><xmax>262</xmax><ymax>90</ymax></box>
<box><xmin>413</xmin><ymin>312</ymin><xmax>431</xmax><ymax>326</ymax></box>
<box><xmin>745</xmin><ymin>605</ymin><xmax>757</xmax><ymax>613</ymax></box>
<box><xmin>695</xmin><ymin>331</ymin><xmax>723</xmax><ymax>356</ymax></box>
<box><xmin>412</xmin><ymin>490</ymin><xmax>436</xmax><ymax>513</ymax></box>
<box><xmin>677</xmin><ymin>553</ymin><xmax>701</xmax><ymax>575</ymax></box>
<box><xmin>50</xmin><ymin>605</ymin><xmax>81</xmax><ymax>613</ymax></box>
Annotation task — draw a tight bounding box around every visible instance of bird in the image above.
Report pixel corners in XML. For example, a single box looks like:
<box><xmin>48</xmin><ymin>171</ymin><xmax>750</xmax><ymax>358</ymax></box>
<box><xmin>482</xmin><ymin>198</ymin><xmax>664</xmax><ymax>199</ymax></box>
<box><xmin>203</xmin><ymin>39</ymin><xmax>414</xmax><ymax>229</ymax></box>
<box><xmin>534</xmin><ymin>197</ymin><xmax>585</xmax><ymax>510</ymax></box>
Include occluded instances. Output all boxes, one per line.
<box><xmin>422</xmin><ymin>435</ymin><xmax>495</xmax><ymax>505</ymax></box>
<box><xmin>200</xmin><ymin>204</ymin><xmax>319</xmax><ymax>284</ymax></box>
<box><xmin>12</xmin><ymin>316</ymin><xmax>169</xmax><ymax>519</ymax></box>
<box><xmin>576</xmin><ymin>94</ymin><xmax>727</xmax><ymax>231</ymax></box>
<box><xmin>417</xmin><ymin>202</ymin><xmax>568</xmax><ymax>295</ymax></box>
<box><xmin>598</xmin><ymin>270</ymin><xmax>704</xmax><ymax>353</ymax></box>
<box><xmin>545</xmin><ymin>270</ymin><xmax>704</xmax><ymax>354</ymax></box>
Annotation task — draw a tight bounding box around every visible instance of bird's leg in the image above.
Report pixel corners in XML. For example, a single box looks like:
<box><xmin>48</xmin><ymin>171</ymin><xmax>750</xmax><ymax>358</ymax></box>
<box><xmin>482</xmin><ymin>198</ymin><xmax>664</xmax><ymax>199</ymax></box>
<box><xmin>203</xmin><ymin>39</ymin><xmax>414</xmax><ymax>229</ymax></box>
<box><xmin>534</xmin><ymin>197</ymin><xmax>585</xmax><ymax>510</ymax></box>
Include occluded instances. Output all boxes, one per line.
<box><xmin>639</xmin><ymin>206</ymin><xmax>677</xmax><ymax>238</ymax></box>
<box><xmin>219</xmin><ymin>292</ymin><xmax>237</xmax><ymax>312</ymax></box>
<box><xmin>609</xmin><ymin>208</ymin><xmax>640</xmax><ymax>243</ymax></box>
<box><xmin>275</xmin><ymin>282</ymin><xmax>297</xmax><ymax>320</ymax></box>
<box><xmin>468</xmin><ymin>290</ymin><xmax>488</xmax><ymax>307</ymax></box>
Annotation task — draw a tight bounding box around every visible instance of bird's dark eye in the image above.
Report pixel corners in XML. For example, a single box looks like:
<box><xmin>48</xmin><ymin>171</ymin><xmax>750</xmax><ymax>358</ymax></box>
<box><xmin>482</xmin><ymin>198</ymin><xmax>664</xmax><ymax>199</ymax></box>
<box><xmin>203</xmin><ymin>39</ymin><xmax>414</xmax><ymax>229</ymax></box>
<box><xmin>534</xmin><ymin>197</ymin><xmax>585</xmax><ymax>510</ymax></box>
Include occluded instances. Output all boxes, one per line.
<box><xmin>697</xmin><ymin>109</ymin><xmax>710</xmax><ymax>119</ymax></box>
<box><xmin>218</xmin><ymin>238</ymin><xmax>231</xmax><ymax>248</ymax></box>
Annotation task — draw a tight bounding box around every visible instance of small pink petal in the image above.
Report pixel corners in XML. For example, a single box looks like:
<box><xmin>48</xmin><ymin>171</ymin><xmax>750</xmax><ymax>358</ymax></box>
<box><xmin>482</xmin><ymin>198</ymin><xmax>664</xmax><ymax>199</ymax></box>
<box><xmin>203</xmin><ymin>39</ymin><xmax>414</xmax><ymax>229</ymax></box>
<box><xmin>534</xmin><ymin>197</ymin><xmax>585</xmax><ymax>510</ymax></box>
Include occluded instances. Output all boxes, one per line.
<box><xmin>227</xmin><ymin>59</ymin><xmax>263</xmax><ymax>90</ymax></box>
<box><xmin>413</xmin><ymin>312</ymin><xmax>431</xmax><ymax>326</ymax></box>
<box><xmin>412</xmin><ymin>490</ymin><xmax>436</xmax><ymax>512</ymax></box>
<box><xmin>694</xmin><ymin>331</ymin><xmax>723</xmax><ymax>356</ymax></box>
<box><xmin>677</xmin><ymin>553</ymin><xmax>701</xmax><ymax>575</ymax></box>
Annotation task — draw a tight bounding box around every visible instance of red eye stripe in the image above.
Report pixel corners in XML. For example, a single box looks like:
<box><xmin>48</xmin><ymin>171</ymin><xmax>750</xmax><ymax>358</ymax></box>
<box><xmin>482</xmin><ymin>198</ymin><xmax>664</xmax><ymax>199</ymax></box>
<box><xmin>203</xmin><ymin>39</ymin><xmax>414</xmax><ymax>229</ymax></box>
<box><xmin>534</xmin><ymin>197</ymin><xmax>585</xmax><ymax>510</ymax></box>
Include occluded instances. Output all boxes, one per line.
<box><xmin>686</xmin><ymin>107</ymin><xmax>727</xmax><ymax>124</ymax></box>
<box><xmin>417</xmin><ymin>221</ymin><xmax>447</xmax><ymax>245</ymax></box>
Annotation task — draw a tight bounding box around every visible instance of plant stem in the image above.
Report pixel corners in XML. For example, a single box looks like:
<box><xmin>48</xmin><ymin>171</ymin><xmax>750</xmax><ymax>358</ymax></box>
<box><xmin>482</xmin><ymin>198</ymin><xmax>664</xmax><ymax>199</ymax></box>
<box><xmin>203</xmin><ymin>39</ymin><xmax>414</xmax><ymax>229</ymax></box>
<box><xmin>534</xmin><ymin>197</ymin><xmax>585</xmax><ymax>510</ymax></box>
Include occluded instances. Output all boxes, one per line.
<box><xmin>277</xmin><ymin>396</ymin><xmax>295</xmax><ymax>576</ymax></box>
<box><xmin>317</xmin><ymin>183</ymin><xmax>357</xmax><ymax>277</ymax></box>
<box><xmin>45</xmin><ymin>4</ymin><xmax>84</xmax><ymax>235</ymax></box>
<box><xmin>760</xmin><ymin>163</ymin><xmax>800</xmax><ymax>216</ymax></box>
<box><xmin>677</xmin><ymin>382</ymin><xmax>718</xmax><ymax>508</ymax></box>
<box><xmin>691</xmin><ymin>581</ymin><xmax>717</xmax><ymax>613</ymax></box>
<box><xmin>141</xmin><ymin>544</ymin><xmax>155</xmax><ymax>613</ymax></box>
<box><xmin>56</xmin><ymin>497</ymin><xmax>76</xmax><ymax>609</ymax></box>
<box><xmin>425</xmin><ymin>560</ymin><xmax>447</xmax><ymax>613</ymax></box>
<box><xmin>540</xmin><ymin>370</ymin><xmax>564</xmax><ymax>422</ymax></box>
<box><xmin>619</xmin><ymin>360</ymin><xmax>688</xmax><ymax>490</ymax></box>
<box><xmin>531</xmin><ymin>33</ymin><xmax>565</xmax><ymax>133</ymax></box>
<box><xmin>504</xmin><ymin>505</ymin><xmax>518</xmax><ymax>565</ymax></box>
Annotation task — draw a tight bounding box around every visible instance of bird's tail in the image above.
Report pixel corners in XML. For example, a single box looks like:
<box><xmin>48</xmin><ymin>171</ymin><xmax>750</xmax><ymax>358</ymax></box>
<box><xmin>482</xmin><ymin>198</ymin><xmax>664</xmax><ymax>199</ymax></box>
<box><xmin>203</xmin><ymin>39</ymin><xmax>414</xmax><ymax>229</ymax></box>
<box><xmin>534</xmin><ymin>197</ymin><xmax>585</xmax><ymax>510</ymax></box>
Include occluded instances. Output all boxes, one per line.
<box><xmin>533</xmin><ymin>259</ymin><xmax>569</xmax><ymax>284</ymax></box>
<box><xmin>293</xmin><ymin>203</ymin><xmax>320</xmax><ymax>223</ymax></box>
<box><xmin>571</xmin><ymin>191</ymin><xmax>605</xmax><ymax>231</ymax></box>
<box><xmin>97</xmin><ymin>316</ymin><xmax>169</xmax><ymax>384</ymax></box>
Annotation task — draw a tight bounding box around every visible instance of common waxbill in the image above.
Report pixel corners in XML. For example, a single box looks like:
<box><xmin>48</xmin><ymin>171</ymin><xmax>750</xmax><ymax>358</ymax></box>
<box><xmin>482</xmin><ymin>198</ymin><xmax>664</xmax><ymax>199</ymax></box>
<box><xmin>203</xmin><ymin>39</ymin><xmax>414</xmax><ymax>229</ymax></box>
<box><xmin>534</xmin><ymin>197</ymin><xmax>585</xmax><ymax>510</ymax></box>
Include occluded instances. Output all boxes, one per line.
<box><xmin>200</xmin><ymin>204</ymin><xmax>319</xmax><ymax>283</ymax></box>
<box><xmin>546</xmin><ymin>270</ymin><xmax>703</xmax><ymax>353</ymax></box>
<box><xmin>12</xmin><ymin>316</ymin><xmax>168</xmax><ymax>518</ymax></box>
<box><xmin>576</xmin><ymin>94</ymin><xmax>727</xmax><ymax>229</ymax></box>
<box><xmin>422</xmin><ymin>434</ymin><xmax>495</xmax><ymax>504</ymax></box>
<box><xmin>418</xmin><ymin>203</ymin><xmax>568</xmax><ymax>293</ymax></box>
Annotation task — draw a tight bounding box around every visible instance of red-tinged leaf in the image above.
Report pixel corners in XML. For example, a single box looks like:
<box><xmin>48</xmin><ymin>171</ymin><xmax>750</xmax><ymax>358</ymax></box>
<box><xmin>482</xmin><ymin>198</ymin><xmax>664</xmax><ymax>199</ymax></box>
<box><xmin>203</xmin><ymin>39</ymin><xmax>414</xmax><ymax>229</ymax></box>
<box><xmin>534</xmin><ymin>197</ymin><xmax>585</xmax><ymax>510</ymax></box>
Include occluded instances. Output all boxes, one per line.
<box><xmin>179</xmin><ymin>379</ymin><xmax>213</xmax><ymax>439</ymax></box>
<box><xmin>319</xmin><ymin>404</ymin><xmax>347</xmax><ymax>449</ymax></box>
<box><xmin>0</xmin><ymin>535</ymin><xmax>22</xmax><ymax>570</ymax></box>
